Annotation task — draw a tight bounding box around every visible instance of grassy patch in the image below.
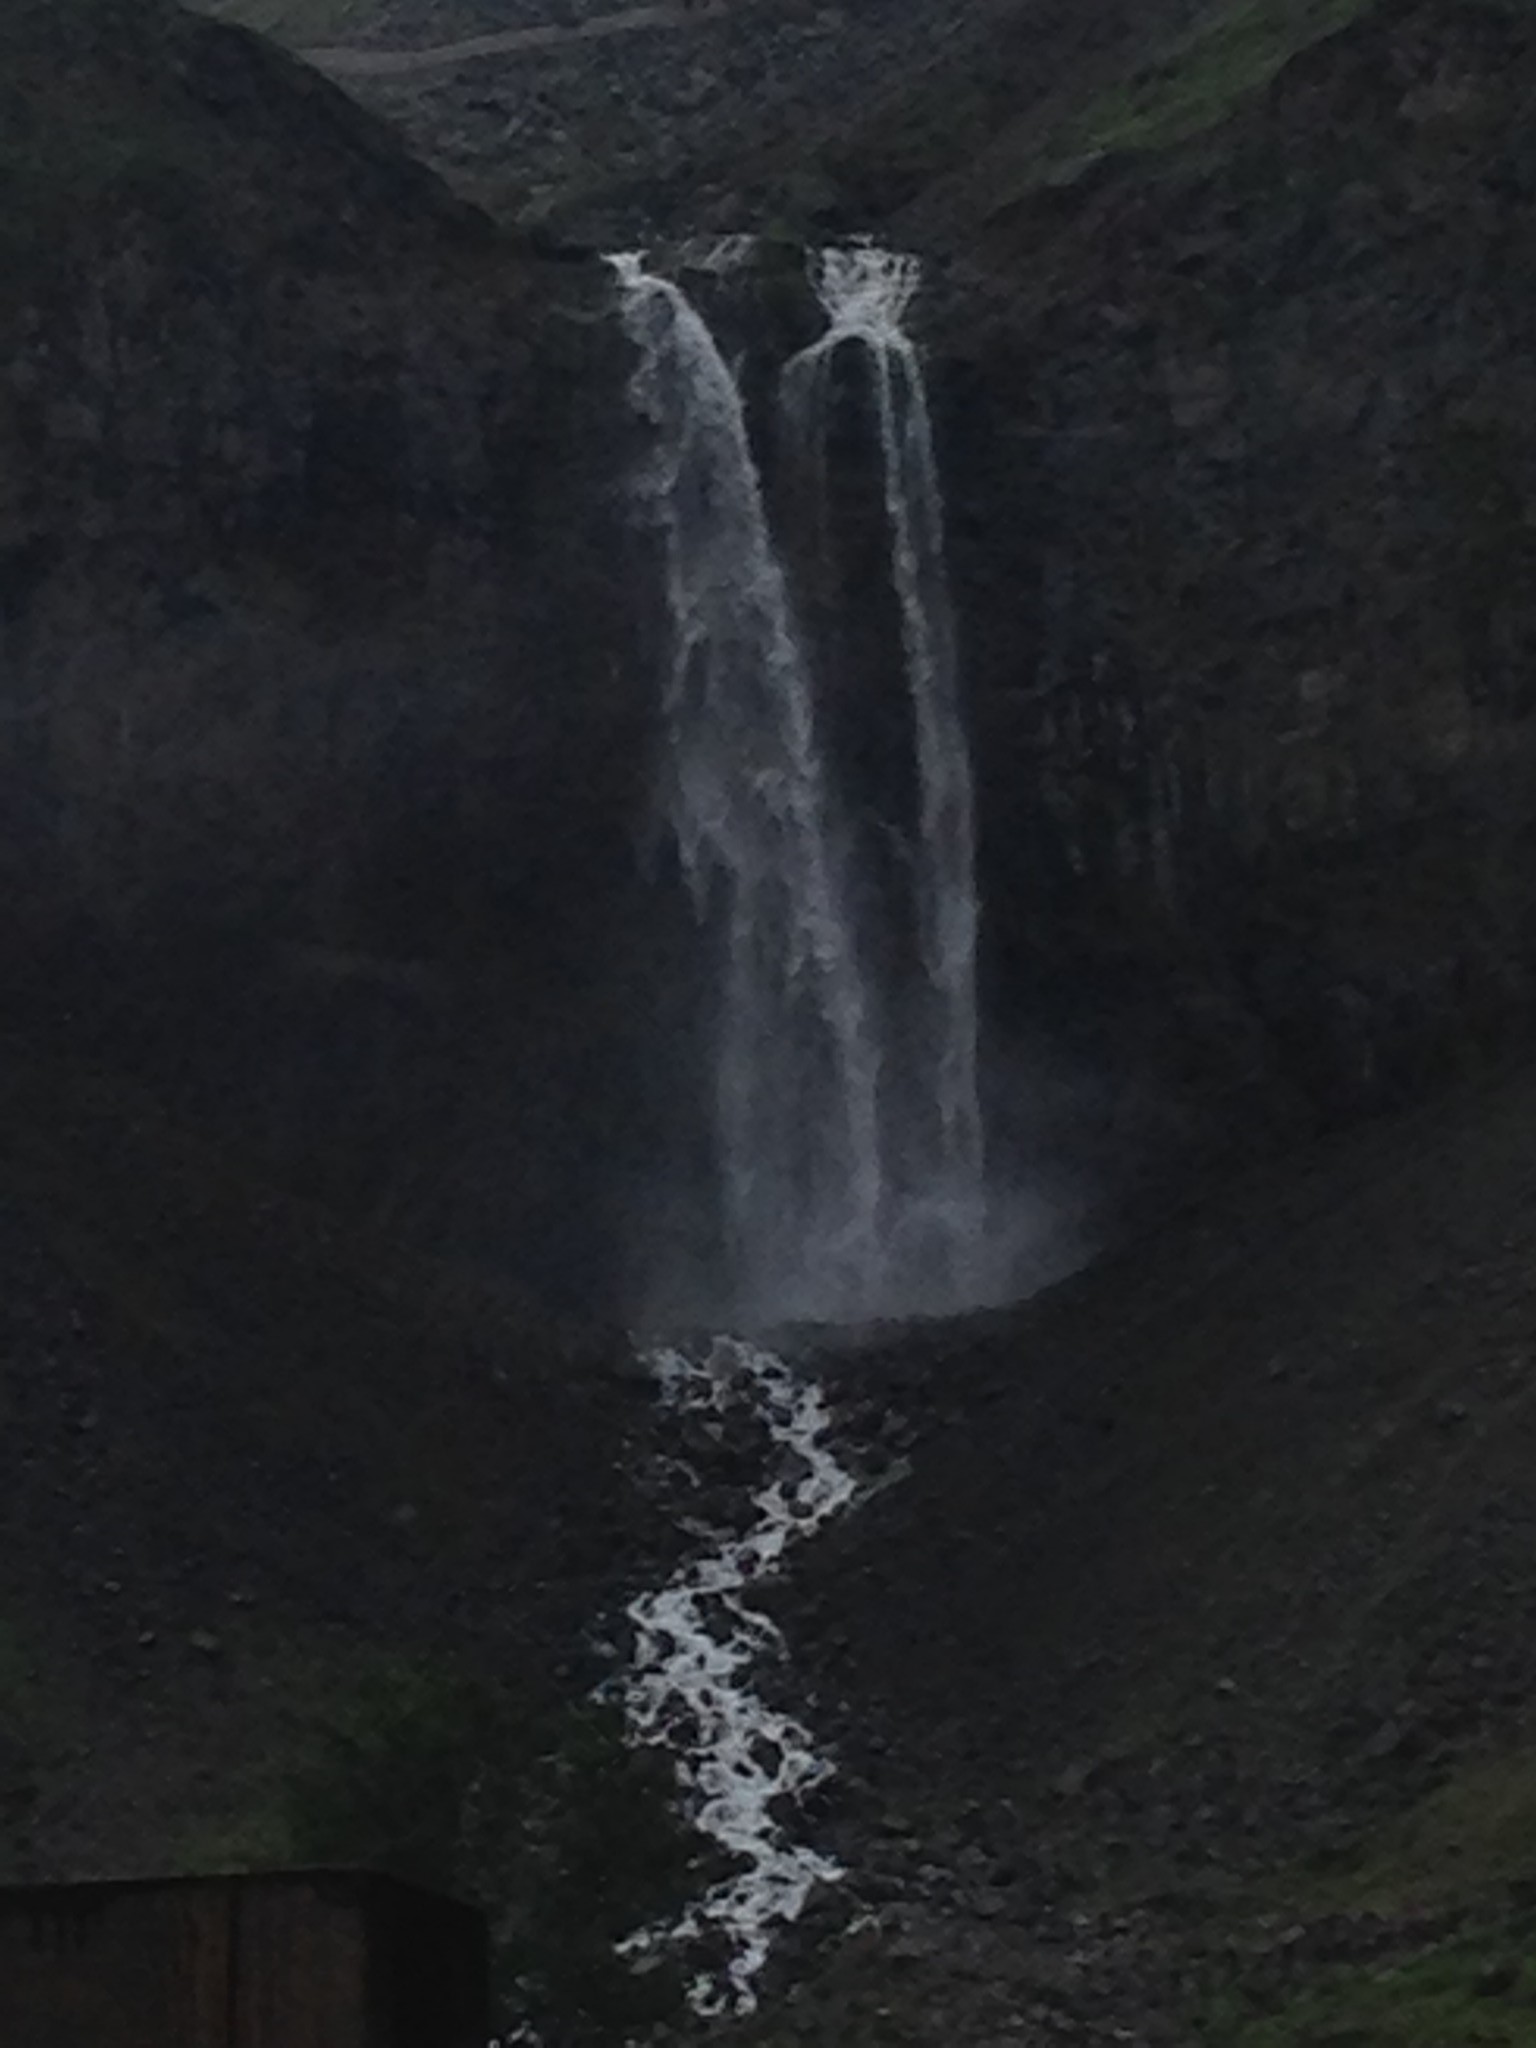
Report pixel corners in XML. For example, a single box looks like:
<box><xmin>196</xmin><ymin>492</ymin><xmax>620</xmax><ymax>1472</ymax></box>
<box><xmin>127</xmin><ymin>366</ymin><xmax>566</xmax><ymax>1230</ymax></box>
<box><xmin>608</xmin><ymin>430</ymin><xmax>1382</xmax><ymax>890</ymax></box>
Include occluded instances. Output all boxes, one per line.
<box><xmin>1202</xmin><ymin>1935</ymin><xmax>1536</xmax><ymax>2046</ymax></box>
<box><xmin>807</xmin><ymin>0</ymin><xmax>1385</xmax><ymax>229</ymax></box>
<box><xmin>183</xmin><ymin>1648</ymin><xmax>700</xmax><ymax>2046</ymax></box>
<box><xmin>1201</xmin><ymin>1744</ymin><xmax>1536</xmax><ymax>2045</ymax></box>
<box><xmin>1052</xmin><ymin>0</ymin><xmax>1382</xmax><ymax>166</ymax></box>
<box><xmin>1305</xmin><ymin>1746</ymin><xmax>1536</xmax><ymax>1919</ymax></box>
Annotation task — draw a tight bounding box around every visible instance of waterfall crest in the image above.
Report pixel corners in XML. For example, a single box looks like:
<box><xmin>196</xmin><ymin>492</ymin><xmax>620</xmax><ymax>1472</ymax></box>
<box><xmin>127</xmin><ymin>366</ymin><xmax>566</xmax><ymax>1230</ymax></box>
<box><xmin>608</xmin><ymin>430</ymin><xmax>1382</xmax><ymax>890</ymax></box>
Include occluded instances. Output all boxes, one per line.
<box><xmin>613</xmin><ymin>246</ymin><xmax>987</xmax><ymax>1325</ymax></box>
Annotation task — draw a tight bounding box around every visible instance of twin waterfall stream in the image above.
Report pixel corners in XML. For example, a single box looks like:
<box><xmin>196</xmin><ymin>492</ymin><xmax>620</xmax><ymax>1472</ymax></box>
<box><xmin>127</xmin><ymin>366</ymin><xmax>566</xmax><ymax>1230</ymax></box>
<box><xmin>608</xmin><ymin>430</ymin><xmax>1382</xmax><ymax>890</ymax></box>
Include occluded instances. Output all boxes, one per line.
<box><xmin>613</xmin><ymin>243</ymin><xmax>985</xmax><ymax>1328</ymax></box>
<box><xmin>581</xmin><ymin>246</ymin><xmax>986</xmax><ymax>2026</ymax></box>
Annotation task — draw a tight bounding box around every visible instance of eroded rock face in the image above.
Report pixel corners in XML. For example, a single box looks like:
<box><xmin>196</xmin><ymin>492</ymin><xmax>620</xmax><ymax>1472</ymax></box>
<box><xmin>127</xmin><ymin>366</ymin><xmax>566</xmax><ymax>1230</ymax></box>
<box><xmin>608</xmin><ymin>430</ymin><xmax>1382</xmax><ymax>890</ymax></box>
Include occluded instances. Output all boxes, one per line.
<box><xmin>926</xmin><ymin>0</ymin><xmax>1536</xmax><ymax>1137</ymax></box>
<box><xmin>11</xmin><ymin>0</ymin><xmax>1536</xmax><ymax>1302</ymax></box>
<box><xmin>193</xmin><ymin>0</ymin><xmax>1003</xmax><ymax>238</ymax></box>
<box><xmin>0</xmin><ymin>0</ymin><xmax>654</xmax><ymax>1304</ymax></box>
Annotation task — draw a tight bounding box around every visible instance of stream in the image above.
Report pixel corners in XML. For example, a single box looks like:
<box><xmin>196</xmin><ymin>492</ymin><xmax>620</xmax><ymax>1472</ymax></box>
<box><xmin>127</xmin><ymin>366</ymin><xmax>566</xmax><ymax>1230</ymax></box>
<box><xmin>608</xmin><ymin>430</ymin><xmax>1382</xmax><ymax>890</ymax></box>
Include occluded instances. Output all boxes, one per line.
<box><xmin>616</xmin><ymin>1335</ymin><xmax>862</xmax><ymax>2015</ymax></box>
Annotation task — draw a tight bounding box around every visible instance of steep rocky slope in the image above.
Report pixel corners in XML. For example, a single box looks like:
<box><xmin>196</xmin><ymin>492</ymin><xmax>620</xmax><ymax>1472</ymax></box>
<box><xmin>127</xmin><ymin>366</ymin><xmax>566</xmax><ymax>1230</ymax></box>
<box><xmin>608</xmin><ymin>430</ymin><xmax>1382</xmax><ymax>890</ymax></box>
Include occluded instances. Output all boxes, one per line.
<box><xmin>927</xmin><ymin>0</ymin><xmax>1536</xmax><ymax>1137</ymax></box>
<box><xmin>725</xmin><ymin>1049</ymin><xmax>1536</xmax><ymax>2046</ymax></box>
<box><xmin>0</xmin><ymin>0</ymin><xmax>656</xmax><ymax>1304</ymax></box>
<box><xmin>0</xmin><ymin>1025</ymin><xmax>712</xmax><ymax>2040</ymax></box>
<box><xmin>188</xmin><ymin>0</ymin><xmax>1015</xmax><ymax>230</ymax></box>
<box><xmin>16</xmin><ymin>985</ymin><xmax>1536</xmax><ymax>2047</ymax></box>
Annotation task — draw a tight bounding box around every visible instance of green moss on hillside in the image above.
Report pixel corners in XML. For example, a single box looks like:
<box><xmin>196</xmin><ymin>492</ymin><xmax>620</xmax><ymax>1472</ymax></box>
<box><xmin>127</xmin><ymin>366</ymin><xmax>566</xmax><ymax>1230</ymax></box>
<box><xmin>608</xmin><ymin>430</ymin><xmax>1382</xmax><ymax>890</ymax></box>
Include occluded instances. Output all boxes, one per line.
<box><xmin>1204</xmin><ymin>1937</ymin><xmax>1536</xmax><ymax>2047</ymax></box>
<box><xmin>1303</xmin><ymin>1745</ymin><xmax>1536</xmax><ymax>1919</ymax></box>
<box><xmin>185</xmin><ymin>1647</ymin><xmax>698</xmax><ymax>2044</ymax></box>
<box><xmin>1201</xmin><ymin>1745</ymin><xmax>1536</xmax><ymax>2046</ymax></box>
<box><xmin>983</xmin><ymin>0</ymin><xmax>1386</xmax><ymax>211</ymax></box>
<box><xmin>805</xmin><ymin>0</ymin><xmax>1386</xmax><ymax>228</ymax></box>
<box><xmin>1057</xmin><ymin>0</ymin><xmax>1381</xmax><ymax>164</ymax></box>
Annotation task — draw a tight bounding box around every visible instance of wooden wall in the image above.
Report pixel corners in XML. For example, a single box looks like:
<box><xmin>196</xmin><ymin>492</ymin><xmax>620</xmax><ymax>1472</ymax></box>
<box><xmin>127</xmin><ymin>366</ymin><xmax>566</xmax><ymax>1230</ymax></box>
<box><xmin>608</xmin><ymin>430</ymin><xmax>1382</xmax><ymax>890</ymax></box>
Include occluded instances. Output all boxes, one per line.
<box><xmin>0</xmin><ymin>1869</ymin><xmax>488</xmax><ymax>2047</ymax></box>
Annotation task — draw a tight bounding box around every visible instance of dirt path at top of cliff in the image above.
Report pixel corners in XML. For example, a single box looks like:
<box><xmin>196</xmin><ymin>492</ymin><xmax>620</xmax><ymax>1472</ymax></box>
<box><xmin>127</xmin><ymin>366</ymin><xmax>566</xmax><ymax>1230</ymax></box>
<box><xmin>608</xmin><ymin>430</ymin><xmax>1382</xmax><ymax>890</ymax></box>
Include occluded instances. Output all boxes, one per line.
<box><xmin>302</xmin><ymin>1</ymin><xmax>730</xmax><ymax>76</ymax></box>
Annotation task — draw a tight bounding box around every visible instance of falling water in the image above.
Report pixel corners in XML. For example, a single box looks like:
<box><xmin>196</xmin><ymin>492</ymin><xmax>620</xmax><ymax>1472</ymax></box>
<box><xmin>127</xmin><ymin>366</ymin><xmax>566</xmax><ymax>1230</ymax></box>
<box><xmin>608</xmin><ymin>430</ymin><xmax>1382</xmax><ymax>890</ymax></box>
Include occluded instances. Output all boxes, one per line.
<box><xmin>783</xmin><ymin>245</ymin><xmax>986</xmax><ymax>1300</ymax></box>
<box><xmin>613</xmin><ymin>245</ymin><xmax>987</xmax><ymax>1323</ymax></box>
<box><xmin>601</xmin><ymin>246</ymin><xmax>989</xmax><ymax>2021</ymax></box>
<box><xmin>611</xmin><ymin>254</ymin><xmax>886</xmax><ymax>1324</ymax></box>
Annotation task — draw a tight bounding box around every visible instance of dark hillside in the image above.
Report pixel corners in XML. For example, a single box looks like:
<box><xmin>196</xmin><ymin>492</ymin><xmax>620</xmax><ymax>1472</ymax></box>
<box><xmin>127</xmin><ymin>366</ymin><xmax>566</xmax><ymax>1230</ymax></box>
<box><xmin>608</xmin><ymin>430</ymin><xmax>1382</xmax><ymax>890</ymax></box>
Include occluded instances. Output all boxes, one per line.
<box><xmin>0</xmin><ymin>28</ymin><xmax>686</xmax><ymax>2016</ymax></box>
<box><xmin>7</xmin><ymin>2</ymin><xmax>1536</xmax><ymax>2043</ymax></box>
<box><xmin>754</xmin><ymin>0</ymin><xmax>1385</xmax><ymax>235</ymax></box>
<box><xmin>0</xmin><ymin>1023</ymin><xmax>714</xmax><ymax>2039</ymax></box>
<box><xmin>0</xmin><ymin>1033</ymin><xmax>627</xmax><ymax>1868</ymax></box>
<box><xmin>925</xmin><ymin>0</ymin><xmax>1536</xmax><ymax>1154</ymax></box>
<box><xmin>742</xmin><ymin>1051</ymin><xmax>1536</xmax><ymax>2043</ymax></box>
<box><xmin>0</xmin><ymin>0</ymin><xmax>654</xmax><ymax>1307</ymax></box>
<box><xmin>0</xmin><ymin>0</ymin><xmax>484</xmax><ymax>257</ymax></box>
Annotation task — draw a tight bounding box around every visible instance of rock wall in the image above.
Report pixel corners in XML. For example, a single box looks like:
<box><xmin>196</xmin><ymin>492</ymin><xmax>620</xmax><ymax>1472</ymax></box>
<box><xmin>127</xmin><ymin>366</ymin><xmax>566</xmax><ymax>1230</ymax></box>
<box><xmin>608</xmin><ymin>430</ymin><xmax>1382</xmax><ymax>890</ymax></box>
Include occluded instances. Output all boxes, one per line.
<box><xmin>0</xmin><ymin>0</ymin><xmax>653</xmax><ymax>1302</ymax></box>
<box><xmin>928</xmin><ymin>0</ymin><xmax>1536</xmax><ymax>1138</ymax></box>
<box><xmin>13</xmin><ymin>0</ymin><xmax>1536</xmax><ymax>1299</ymax></box>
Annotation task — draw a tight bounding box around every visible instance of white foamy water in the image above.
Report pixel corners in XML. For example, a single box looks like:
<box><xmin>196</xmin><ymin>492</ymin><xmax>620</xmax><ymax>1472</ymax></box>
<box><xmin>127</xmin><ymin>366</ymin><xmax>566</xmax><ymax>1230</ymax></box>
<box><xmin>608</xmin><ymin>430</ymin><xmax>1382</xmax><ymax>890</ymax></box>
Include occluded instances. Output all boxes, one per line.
<box><xmin>618</xmin><ymin>1336</ymin><xmax>858</xmax><ymax>2014</ymax></box>
<box><xmin>783</xmin><ymin>243</ymin><xmax>987</xmax><ymax>1305</ymax></box>
<box><xmin>614</xmin><ymin>243</ymin><xmax>993</xmax><ymax>1326</ymax></box>
<box><xmin>611</xmin><ymin>253</ymin><xmax>888</xmax><ymax>1327</ymax></box>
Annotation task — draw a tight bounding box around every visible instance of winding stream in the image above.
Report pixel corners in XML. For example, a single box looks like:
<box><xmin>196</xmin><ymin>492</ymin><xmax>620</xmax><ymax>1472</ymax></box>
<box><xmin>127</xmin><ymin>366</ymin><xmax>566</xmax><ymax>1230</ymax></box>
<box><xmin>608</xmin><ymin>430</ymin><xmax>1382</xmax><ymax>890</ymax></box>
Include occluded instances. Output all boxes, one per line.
<box><xmin>617</xmin><ymin>1336</ymin><xmax>860</xmax><ymax>2014</ymax></box>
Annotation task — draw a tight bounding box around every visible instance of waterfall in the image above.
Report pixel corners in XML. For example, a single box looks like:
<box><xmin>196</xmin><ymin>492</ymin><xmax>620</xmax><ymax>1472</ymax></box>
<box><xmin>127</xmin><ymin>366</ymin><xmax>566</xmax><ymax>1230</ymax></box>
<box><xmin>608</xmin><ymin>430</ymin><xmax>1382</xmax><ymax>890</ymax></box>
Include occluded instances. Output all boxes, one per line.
<box><xmin>612</xmin><ymin>245</ymin><xmax>986</xmax><ymax>1324</ymax></box>
<box><xmin>600</xmin><ymin>244</ymin><xmax>992</xmax><ymax>2021</ymax></box>
<box><xmin>611</xmin><ymin>255</ymin><xmax>886</xmax><ymax>1326</ymax></box>
<box><xmin>783</xmin><ymin>245</ymin><xmax>986</xmax><ymax>1302</ymax></box>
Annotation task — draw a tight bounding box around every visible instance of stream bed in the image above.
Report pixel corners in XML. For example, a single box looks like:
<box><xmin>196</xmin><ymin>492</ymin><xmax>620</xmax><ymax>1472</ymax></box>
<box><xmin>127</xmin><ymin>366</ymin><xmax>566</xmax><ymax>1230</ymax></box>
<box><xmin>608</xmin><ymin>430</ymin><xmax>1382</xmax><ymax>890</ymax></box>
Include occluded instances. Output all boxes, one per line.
<box><xmin>616</xmin><ymin>1334</ymin><xmax>862</xmax><ymax>2014</ymax></box>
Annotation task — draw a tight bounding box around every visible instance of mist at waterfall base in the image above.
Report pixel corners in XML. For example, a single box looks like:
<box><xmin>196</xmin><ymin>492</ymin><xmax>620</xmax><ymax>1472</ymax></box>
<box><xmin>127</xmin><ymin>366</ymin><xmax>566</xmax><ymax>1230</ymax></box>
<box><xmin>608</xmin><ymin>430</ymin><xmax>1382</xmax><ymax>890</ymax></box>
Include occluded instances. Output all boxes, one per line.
<box><xmin>613</xmin><ymin>245</ymin><xmax>1087</xmax><ymax>1331</ymax></box>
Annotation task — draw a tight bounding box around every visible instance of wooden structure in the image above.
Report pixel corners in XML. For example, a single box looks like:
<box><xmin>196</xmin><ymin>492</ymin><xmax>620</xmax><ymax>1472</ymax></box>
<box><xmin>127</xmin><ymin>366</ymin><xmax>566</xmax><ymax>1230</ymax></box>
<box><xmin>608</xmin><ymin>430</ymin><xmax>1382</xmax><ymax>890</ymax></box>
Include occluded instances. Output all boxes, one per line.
<box><xmin>0</xmin><ymin>1869</ymin><xmax>488</xmax><ymax>2047</ymax></box>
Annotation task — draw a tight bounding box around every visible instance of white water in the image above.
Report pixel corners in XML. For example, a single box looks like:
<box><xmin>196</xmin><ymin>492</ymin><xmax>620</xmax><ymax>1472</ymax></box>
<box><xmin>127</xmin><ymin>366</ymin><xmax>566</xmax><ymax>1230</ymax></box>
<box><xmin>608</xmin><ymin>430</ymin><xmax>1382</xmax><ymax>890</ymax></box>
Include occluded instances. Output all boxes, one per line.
<box><xmin>618</xmin><ymin>1336</ymin><xmax>858</xmax><ymax>2014</ymax></box>
<box><xmin>614</xmin><ymin>243</ymin><xmax>988</xmax><ymax>1323</ymax></box>
<box><xmin>612</xmin><ymin>254</ymin><xmax>888</xmax><ymax>1326</ymax></box>
<box><xmin>783</xmin><ymin>244</ymin><xmax>987</xmax><ymax>1302</ymax></box>
<box><xmin>589</xmin><ymin>248</ymin><xmax>994</xmax><ymax>2030</ymax></box>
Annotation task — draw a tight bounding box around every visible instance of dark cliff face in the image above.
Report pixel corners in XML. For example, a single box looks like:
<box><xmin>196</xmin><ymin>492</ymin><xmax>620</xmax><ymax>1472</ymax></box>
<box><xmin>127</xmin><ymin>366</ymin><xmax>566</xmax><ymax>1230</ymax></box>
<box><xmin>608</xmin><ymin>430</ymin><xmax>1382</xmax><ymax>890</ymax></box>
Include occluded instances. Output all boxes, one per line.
<box><xmin>555</xmin><ymin>0</ymin><xmax>1536</xmax><ymax>1193</ymax></box>
<box><xmin>10</xmin><ymin>0</ymin><xmax>1536</xmax><ymax>1301</ymax></box>
<box><xmin>0</xmin><ymin>0</ymin><xmax>656</xmax><ymax>1304</ymax></box>
<box><xmin>918</xmin><ymin>0</ymin><xmax>1536</xmax><ymax>1148</ymax></box>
